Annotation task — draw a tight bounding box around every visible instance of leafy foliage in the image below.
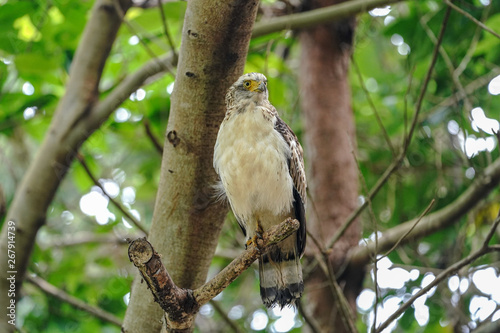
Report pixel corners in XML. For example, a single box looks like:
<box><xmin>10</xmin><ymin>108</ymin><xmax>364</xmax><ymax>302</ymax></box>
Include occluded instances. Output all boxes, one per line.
<box><xmin>1</xmin><ymin>0</ymin><xmax>499</xmax><ymax>332</ymax></box>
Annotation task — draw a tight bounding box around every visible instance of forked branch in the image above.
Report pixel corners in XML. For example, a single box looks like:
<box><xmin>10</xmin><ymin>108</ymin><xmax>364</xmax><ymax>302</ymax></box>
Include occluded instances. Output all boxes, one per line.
<box><xmin>128</xmin><ymin>218</ymin><xmax>299</xmax><ymax>331</ymax></box>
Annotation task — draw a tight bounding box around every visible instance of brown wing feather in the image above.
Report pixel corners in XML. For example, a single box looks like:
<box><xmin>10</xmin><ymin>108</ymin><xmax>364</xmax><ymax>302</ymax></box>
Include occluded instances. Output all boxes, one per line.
<box><xmin>273</xmin><ymin>116</ymin><xmax>307</xmax><ymax>203</ymax></box>
<box><xmin>273</xmin><ymin>114</ymin><xmax>307</xmax><ymax>257</ymax></box>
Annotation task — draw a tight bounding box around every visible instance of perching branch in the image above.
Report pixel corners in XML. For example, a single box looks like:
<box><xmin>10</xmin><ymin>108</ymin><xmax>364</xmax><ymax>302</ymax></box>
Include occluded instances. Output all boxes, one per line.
<box><xmin>26</xmin><ymin>274</ymin><xmax>123</xmax><ymax>327</ymax></box>
<box><xmin>128</xmin><ymin>218</ymin><xmax>299</xmax><ymax>331</ymax></box>
<box><xmin>194</xmin><ymin>218</ymin><xmax>300</xmax><ymax>305</ymax></box>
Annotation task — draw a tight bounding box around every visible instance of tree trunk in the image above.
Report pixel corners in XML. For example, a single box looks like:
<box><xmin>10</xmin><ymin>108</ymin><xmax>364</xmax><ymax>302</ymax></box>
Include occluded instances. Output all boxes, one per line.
<box><xmin>299</xmin><ymin>0</ymin><xmax>361</xmax><ymax>331</ymax></box>
<box><xmin>122</xmin><ymin>1</ymin><xmax>259</xmax><ymax>332</ymax></box>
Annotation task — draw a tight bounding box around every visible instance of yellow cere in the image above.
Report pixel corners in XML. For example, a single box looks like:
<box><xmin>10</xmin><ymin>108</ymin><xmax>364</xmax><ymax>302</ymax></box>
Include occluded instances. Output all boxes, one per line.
<box><xmin>244</xmin><ymin>80</ymin><xmax>262</xmax><ymax>92</ymax></box>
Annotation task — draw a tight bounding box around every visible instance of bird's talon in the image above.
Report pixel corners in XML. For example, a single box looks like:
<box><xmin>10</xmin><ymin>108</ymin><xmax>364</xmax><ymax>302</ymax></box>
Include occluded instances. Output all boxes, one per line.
<box><xmin>246</xmin><ymin>237</ymin><xmax>254</xmax><ymax>248</ymax></box>
<box><xmin>246</xmin><ymin>234</ymin><xmax>264</xmax><ymax>253</ymax></box>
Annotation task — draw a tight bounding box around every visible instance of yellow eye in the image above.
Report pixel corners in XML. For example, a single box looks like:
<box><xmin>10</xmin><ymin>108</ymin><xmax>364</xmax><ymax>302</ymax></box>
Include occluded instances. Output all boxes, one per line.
<box><xmin>244</xmin><ymin>81</ymin><xmax>251</xmax><ymax>88</ymax></box>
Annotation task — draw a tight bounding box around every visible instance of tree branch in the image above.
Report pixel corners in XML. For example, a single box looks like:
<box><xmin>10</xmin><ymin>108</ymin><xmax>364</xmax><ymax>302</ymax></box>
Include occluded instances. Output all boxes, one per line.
<box><xmin>298</xmin><ymin>300</ymin><xmax>322</xmax><ymax>333</ymax></box>
<box><xmin>143</xmin><ymin>118</ymin><xmax>164</xmax><ymax>155</ymax></box>
<box><xmin>352</xmin><ymin>58</ymin><xmax>396</xmax><ymax>157</ymax></box>
<box><xmin>380</xmin><ymin>199</ymin><xmax>435</xmax><ymax>258</ymax></box>
<box><xmin>26</xmin><ymin>274</ymin><xmax>123</xmax><ymax>327</ymax></box>
<box><xmin>375</xmin><ymin>212</ymin><xmax>500</xmax><ymax>332</ymax></box>
<box><xmin>90</xmin><ymin>52</ymin><xmax>177</xmax><ymax>128</ymax></box>
<box><xmin>252</xmin><ymin>0</ymin><xmax>404</xmax><ymax>38</ymax></box>
<box><xmin>444</xmin><ymin>0</ymin><xmax>500</xmax><ymax>40</ymax></box>
<box><xmin>319</xmin><ymin>253</ymin><xmax>358</xmax><ymax>333</ymax></box>
<box><xmin>76</xmin><ymin>153</ymin><xmax>148</xmax><ymax>235</ymax></box>
<box><xmin>209</xmin><ymin>300</ymin><xmax>245</xmax><ymax>333</ymax></box>
<box><xmin>425</xmin><ymin>68</ymin><xmax>500</xmax><ymax>120</ymax></box>
<box><xmin>46</xmin><ymin>232</ymin><xmax>130</xmax><ymax>247</ymax></box>
<box><xmin>128</xmin><ymin>218</ymin><xmax>299</xmax><ymax>330</ymax></box>
<box><xmin>349</xmin><ymin>157</ymin><xmax>500</xmax><ymax>268</ymax></box>
<box><xmin>157</xmin><ymin>0</ymin><xmax>178</xmax><ymax>59</ymax></box>
<box><xmin>193</xmin><ymin>218</ymin><xmax>300</xmax><ymax>305</ymax></box>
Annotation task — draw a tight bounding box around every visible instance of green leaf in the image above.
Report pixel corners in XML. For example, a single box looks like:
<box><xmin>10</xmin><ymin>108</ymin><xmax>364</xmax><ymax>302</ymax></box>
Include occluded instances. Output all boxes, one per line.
<box><xmin>14</xmin><ymin>53</ymin><xmax>61</xmax><ymax>76</ymax></box>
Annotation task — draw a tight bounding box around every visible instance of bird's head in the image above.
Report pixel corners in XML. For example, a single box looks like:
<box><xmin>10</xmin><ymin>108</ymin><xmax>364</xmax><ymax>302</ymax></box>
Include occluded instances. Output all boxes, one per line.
<box><xmin>226</xmin><ymin>72</ymin><xmax>268</xmax><ymax>107</ymax></box>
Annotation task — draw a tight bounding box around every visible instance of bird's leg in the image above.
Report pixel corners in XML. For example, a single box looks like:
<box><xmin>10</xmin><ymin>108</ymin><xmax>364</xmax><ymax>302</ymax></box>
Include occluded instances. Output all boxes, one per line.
<box><xmin>246</xmin><ymin>220</ymin><xmax>265</xmax><ymax>252</ymax></box>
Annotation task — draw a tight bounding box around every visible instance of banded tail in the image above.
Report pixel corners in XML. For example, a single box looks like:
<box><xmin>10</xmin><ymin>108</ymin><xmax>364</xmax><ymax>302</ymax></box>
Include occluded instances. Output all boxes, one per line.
<box><xmin>259</xmin><ymin>236</ymin><xmax>304</xmax><ymax>308</ymax></box>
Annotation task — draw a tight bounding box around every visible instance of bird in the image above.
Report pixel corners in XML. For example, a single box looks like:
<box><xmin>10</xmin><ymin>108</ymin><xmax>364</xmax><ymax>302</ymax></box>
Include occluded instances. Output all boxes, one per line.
<box><xmin>213</xmin><ymin>72</ymin><xmax>307</xmax><ymax>308</ymax></box>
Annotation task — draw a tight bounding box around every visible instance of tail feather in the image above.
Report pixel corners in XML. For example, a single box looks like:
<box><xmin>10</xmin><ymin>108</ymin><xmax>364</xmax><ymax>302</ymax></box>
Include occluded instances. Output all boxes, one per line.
<box><xmin>259</xmin><ymin>241</ymin><xmax>303</xmax><ymax>308</ymax></box>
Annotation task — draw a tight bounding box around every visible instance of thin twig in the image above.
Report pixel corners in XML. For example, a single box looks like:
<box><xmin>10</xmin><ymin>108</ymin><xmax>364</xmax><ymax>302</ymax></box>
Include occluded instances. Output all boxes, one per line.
<box><xmin>352</xmin><ymin>58</ymin><xmax>395</xmax><ymax>156</ymax></box>
<box><xmin>209</xmin><ymin>300</ymin><xmax>245</xmax><ymax>333</ymax></box>
<box><xmin>76</xmin><ymin>153</ymin><xmax>148</xmax><ymax>234</ymax></box>
<box><xmin>320</xmin><ymin>253</ymin><xmax>358</xmax><ymax>333</ymax></box>
<box><xmin>455</xmin><ymin>3</ymin><xmax>491</xmax><ymax>77</ymax></box>
<box><xmin>425</xmin><ymin>68</ymin><xmax>500</xmax><ymax>119</ymax></box>
<box><xmin>482</xmin><ymin>210</ymin><xmax>500</xmax><ymax>247</ymax></box>
<box><xmin>91</xmin><ymin>52</ymin><xmax>177</xmax><ymax>124</ymax></box>
<box><xmin>48</xmin><ymin>233</ymin><xmax>129</xmax><ymax>247</ymax></box>
<box><xmin>375</xmin><ymin>213</ymin><xmax>500</xmax><ymax>332</ymax></box>
<box><xmin>26</xmin><ymin>274</ymin><xmax>123</xmax><ymax>327</ymax></box>
<box><xmin>112</xmin><ymin>0</ymin><xmax>175</xmax><ymax>76</ymax></box>
<box><xmin>405</xmin><ymin>4</ymin><xmax>452</xmax><ymax>151</ymax></box>
<box><xmin>143</xmin><ymin>118</ymin><xmax>164</xmax><ymax>154</ymax></box>
<box><xmin>444</xmin><ymin>0</ymin><xmax>500</xmax><ymax>40</ymax></box>
<box><xmin>420</xmin><ymin>12</ymin><xmax>472</xmax><ymax>113</ymax></box>
<box><xmin>156</xmin><ymin>0</ymin><xmax>178</xmax><ymax>59</ymax></box>
<box><xmin>348</xmin><ymin>146</ymin><xmax>379</xmax><ymax>333</ymax></box>
<box><xmin>380</xmin><ymin>199</ymin><xmax>435</xmax><ymax>258</ymax></box>
<box><xmin>297</xmin><ymin>300</ymin><xmax>322</xmax><ymax>333</ymax></box>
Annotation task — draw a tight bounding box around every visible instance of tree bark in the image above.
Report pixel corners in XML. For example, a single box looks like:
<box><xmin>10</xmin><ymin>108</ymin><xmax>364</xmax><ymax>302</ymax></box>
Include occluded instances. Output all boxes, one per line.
<box><xmin>299</xmin><ymin>0</ymin><xmax>361</xmax><ymax>331</ymax></box>
<box><xmin>0</xmin><ymin>1</ymin><xmax>132</xmax><ymax>331</ymax></box>
<box><xmin>122</xmin><ymin>1</ymin><xmax>259</xmax><ymax>332</ymax></box>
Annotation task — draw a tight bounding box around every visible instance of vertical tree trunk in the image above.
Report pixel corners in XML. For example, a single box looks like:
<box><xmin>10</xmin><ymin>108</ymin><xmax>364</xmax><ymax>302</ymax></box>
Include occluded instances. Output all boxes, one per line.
<box><xmin>299</xmin><ymin>0</ymin><xmax>361</xmax><ymax>331</ymax></box>
<box><xmin>122</xmin><ymin>1</ymin><xmax>259</xmax><ymax>332</ymax></box>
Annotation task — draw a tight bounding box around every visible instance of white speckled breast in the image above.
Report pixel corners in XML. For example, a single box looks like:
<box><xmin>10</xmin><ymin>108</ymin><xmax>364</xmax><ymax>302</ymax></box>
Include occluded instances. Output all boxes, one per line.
<box><xmin>213</xmin><ymin>103</ymin><xmax>293</xmax><ymax>222</ymax></box>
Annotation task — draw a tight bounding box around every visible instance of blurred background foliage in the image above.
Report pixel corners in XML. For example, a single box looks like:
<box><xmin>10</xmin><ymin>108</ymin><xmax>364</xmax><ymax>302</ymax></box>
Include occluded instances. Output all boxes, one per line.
<box><xmin>1</xmin><ymin>0</ymin><xmax>499</xmax><ymax>332</ymax></box>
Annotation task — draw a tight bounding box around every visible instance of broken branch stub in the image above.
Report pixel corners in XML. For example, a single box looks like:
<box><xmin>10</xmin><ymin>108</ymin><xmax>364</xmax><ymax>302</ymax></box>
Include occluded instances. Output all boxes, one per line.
<box><xmin>127</xmin><ymin>218</ymin><xmax>300</xmax><ymax>330</ymax></box>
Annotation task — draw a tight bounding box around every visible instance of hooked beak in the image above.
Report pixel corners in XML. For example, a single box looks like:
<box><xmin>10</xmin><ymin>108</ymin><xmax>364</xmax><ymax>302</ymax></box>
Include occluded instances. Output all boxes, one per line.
<box><xmin>255</xmin><ymin>81</ymin><xmax>267</xmax><ymax>93</ymax></box>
